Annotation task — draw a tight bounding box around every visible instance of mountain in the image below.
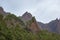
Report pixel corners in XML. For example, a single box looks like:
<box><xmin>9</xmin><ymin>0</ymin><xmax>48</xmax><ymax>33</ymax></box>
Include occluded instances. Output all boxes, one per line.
<box><xmin>21</xmin><ymin>11</ymin><xmax>60</xmax><ymax>34</ymax></box>
<box><xmin>22</xmin><ymin>12</ymin><xmax>32</xmax><ymax>21</ymax></box>
<box><xmin>0</xmin><ymin>7</ymin><xmax>40</xmax><ymax>33</ymax></box>
<box><xmin>0</xmin><ymin>7</ymin><xmax>60</xmax><ymax>40</ymax></box>
<box><xmin>38</xmin><ymin>18</ymin><xmax>60</xmax><ymax>34</ymax></box>
<box><xmin>47</xmin><ymin>18</ymin><xmax>60</xmax><ymax>33</ymax></box>
<box><xmin>21</xmin><ymin>11</ymin><xmax>40</xmax><ymax>33</ymax></box>
<box><xmin>0</xmin><ymin>7</ymin><xmax>9</xmax><ymax>16</ymax></box>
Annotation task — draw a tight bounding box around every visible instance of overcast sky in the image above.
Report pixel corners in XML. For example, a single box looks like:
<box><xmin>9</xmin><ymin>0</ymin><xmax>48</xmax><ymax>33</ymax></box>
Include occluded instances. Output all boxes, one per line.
<box><xmin>0</xmin><ymin>0</ymin><xmax>60</xmax><ymax>23</ymax></box>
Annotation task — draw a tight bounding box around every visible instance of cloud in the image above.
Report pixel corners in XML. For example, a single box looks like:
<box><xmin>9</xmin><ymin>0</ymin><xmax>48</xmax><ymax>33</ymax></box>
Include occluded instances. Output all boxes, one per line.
<box><xmin>0</xmin><ymin>0</ymin><xmax>60</xmax><ymax>23</ymax></box>
<box><xmin>32</xmin><ymin>0</ymin><xmax>60</xmax><ymax>23</ymax></box>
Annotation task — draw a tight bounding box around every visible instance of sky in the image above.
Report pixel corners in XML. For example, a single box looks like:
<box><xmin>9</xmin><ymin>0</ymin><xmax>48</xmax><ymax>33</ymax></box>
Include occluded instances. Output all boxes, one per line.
<box><xmin>0</xmin><ymin>0</ymin><xmax>60</xmax><ymax>23</ymax></box>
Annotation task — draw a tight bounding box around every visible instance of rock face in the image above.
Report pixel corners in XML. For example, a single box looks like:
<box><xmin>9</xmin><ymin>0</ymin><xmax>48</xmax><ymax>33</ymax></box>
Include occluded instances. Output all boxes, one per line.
<box><xmin>29</xmin><ymin>17</ymin><xmax>40</xmax><ymax>33</ymax></box>
<box><xmin>22</xmin><ymin>12</ymin><xmax>32</xmax><ymax>21</ymax></box>
<box><xmin>22</xmin><ymin>12</ymin><xmax>40</xmax><ymax>33</ymax></box>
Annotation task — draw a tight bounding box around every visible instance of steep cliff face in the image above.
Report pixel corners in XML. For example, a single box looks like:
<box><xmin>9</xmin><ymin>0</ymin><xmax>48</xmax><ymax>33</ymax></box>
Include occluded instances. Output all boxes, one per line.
<box><xmin>28</xmin><ymin>17</ymin><xmax>40</xmax><ymax>33</ymax></box>
<box><xmin>21</xmin><ymin>12</ymin><xmax>40</xmax><ymax>33</ymax></box>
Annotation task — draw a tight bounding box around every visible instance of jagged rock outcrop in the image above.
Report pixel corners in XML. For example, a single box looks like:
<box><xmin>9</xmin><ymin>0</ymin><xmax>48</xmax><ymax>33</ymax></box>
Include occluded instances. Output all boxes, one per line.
<box><xmin>21</xmin><ymin>12</ymin><xmax>40</xmax><ymax>33</ymax></box>
<box><xmin>22</xmin><ymin>11</ymin><xmax>32</xmax><ymax>22</ymax></box>
<box><xmin>27</xmin><ymin>17</ymin><xmax>40</xmax><ymax>33</ymax></box>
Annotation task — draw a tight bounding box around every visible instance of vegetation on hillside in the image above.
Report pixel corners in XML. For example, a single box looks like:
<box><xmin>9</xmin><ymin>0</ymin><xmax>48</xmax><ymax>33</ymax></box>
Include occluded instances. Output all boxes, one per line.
<box><xmin>0</xmin><ymin>13</ymin><xmax>60</xmax><ymax>40</ymax></box>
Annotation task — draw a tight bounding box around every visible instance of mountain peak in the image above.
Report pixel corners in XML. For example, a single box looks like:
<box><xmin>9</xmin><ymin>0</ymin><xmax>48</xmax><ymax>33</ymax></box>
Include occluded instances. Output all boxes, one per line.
<box><xmin>22</xmin><ymin>11</ymin><xmax>32</xmax><ymax>21</ymax></box>
<box><xmin>22</xmin><ymin>11</ymin><xmax>32</xmax><ymax>17</ymax></box>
